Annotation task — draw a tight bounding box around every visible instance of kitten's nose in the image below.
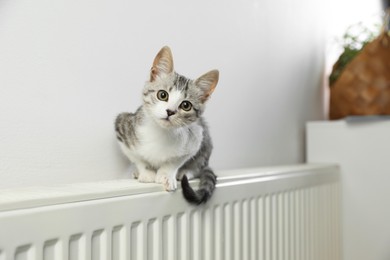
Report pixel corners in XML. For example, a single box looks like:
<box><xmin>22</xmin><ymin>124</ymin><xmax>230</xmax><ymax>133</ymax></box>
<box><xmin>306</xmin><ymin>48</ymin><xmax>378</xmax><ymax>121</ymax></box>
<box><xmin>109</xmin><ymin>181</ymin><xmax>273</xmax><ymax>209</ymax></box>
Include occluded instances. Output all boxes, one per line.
<box><xmin>166</xmin><ymin>109</ymin><xmax>176</xmax><ymax>117</ymax></box>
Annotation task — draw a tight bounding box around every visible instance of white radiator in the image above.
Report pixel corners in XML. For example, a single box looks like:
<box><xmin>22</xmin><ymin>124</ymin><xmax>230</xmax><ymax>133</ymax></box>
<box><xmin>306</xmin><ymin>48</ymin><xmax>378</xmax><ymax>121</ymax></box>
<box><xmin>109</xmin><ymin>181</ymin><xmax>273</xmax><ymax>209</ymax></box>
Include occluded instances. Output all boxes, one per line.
<box><xmin>0</xmin><ymin>164</ymin><xmax>340</xmax><ymax>260</ymax></box>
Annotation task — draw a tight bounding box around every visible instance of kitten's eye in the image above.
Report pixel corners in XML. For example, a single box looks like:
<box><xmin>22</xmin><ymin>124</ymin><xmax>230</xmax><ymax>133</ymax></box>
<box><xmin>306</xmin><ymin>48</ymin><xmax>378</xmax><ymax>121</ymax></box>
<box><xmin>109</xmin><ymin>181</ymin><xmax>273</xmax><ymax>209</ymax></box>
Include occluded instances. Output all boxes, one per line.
<box><xmin>180</xmin><ymin>101</ymin><xmax>192</xmax><ymax>111</ymax></box>
<box><xmin>157</xmin><ymin>90</ymin><xmax>169</xmax><ymax>101</ymax></box>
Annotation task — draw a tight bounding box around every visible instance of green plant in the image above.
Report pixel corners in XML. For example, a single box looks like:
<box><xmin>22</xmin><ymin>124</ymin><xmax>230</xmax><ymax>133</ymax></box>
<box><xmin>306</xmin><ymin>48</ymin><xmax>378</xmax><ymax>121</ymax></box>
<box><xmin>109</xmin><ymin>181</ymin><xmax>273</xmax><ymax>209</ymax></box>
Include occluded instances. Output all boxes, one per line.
<box><xmin>329</xmin><ymin>22</ymin><xmax>379</xmax><ymax>86</ymax></box>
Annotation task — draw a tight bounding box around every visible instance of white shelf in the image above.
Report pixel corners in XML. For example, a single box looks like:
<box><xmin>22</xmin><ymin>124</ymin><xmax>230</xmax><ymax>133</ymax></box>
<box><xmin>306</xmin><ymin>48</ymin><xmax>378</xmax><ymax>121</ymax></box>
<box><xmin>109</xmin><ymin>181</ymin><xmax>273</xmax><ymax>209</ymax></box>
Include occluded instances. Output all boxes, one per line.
<box><xmin>307</xmin><ymin>119</ymin><xmax>390</xmax><ymax>260</ymax></box>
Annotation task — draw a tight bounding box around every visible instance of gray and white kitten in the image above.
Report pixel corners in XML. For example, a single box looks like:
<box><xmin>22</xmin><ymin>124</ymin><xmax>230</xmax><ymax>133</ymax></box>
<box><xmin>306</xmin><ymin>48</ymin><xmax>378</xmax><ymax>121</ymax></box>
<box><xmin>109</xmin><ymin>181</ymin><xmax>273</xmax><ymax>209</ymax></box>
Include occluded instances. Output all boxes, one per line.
<box><xmin>115</xmin><ymin>46</ymin><xmax>219</xmax><ymax>204</ymax></box>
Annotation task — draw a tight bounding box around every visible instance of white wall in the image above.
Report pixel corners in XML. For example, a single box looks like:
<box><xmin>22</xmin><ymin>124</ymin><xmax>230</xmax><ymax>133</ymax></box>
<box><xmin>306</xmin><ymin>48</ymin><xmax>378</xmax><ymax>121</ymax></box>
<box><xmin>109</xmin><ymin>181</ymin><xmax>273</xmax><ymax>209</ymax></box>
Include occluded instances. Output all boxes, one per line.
<box><xmin>0</xmin><ymin>0</ymin><xmax>326</xmax><ymax>189</ymax></box>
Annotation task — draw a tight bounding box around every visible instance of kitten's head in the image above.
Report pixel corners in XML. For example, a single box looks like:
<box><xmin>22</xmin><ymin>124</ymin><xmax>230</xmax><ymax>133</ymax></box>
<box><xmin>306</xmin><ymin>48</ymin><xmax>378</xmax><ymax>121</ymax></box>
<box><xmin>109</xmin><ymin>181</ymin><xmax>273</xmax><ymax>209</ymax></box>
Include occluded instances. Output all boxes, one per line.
<box><xmin>143</xmin><ymin>46</ymin><xmax>219</xmax><ymax>129</ymax></box>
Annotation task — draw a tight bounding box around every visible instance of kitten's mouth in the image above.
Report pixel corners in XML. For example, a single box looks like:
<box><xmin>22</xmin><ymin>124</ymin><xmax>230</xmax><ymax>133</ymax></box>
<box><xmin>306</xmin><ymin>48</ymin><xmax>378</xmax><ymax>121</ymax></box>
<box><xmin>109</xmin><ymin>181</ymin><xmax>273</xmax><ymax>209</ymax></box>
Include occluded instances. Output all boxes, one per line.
<box><xmin>159</xmin><ymin>117</ymin><xmax>172</xmax><ymax>125</ymax></box>
<box><xmin>159</xmin><ymin>117</ymin><xmax>177</xmax><ymax>128</ymax></box>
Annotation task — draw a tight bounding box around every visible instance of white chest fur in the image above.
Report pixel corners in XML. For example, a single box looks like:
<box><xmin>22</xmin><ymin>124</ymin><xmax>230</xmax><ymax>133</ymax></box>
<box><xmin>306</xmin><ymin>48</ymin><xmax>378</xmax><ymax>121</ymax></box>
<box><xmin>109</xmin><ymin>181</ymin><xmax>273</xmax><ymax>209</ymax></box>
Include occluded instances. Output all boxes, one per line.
<box><xmin>132</xmin><ymin>117</ymin><xmax>203</xmax><ymax>167</ymax></box>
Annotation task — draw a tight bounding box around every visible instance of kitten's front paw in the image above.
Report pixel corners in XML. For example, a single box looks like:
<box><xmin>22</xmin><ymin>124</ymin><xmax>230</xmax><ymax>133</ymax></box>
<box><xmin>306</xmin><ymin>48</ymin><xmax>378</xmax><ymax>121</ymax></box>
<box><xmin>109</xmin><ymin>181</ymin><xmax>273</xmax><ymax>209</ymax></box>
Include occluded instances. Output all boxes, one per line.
<box><xmin>138</xmin><ymin>170</ymin><xmax>156</xmax><ymax>183</ymax></box>
<box><xmin>165</xmin><ymin>178</ymin><xmax>177</xmax><ymax>191</ymax></box>
<box><xmin>165</xmin><ymin>177</ymin><xmax>177</xmax><ymax>192</ymax></box>
<box><xmin>156</xmin><ymin>172</ymin><xmax>177</xmax><ymax>191</ymax></box>
<box><xmin>155</xmin><ymin>172</ymin><xmax>167</xmax><ymax>184</ymax></box>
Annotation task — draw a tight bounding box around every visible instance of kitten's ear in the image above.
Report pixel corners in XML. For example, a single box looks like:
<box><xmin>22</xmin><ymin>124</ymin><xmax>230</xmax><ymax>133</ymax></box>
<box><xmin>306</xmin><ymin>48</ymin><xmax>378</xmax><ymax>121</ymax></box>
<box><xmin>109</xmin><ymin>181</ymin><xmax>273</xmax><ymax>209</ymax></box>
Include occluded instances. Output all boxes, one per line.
<box><xmin>195</xmin><ymin>70</ymin><xmax>219</xmax><ymax>102</ymax></box>
<box><xmin>150</xmin><ymin>46</ymin><xmax>174</xmax><ymax>82</ymax></box>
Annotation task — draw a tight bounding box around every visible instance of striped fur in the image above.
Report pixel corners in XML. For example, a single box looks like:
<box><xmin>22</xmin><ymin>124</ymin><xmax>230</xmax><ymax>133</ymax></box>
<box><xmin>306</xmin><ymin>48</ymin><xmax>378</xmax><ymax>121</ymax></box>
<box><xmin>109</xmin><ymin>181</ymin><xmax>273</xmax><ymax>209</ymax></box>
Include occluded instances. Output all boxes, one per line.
<box><xmin>115</xmin><ymin>46</ymin><xmax>219</xmax><ymax>204</ymax></box>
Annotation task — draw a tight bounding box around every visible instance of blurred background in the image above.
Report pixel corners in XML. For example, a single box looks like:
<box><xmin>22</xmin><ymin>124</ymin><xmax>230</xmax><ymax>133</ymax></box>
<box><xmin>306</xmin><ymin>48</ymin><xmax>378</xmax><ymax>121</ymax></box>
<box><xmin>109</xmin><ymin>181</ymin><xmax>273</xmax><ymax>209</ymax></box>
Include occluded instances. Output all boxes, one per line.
<box><xmin>0</xmin><ymin>0</ymin><xmax>383</xmax><ymax>188</ymax></box>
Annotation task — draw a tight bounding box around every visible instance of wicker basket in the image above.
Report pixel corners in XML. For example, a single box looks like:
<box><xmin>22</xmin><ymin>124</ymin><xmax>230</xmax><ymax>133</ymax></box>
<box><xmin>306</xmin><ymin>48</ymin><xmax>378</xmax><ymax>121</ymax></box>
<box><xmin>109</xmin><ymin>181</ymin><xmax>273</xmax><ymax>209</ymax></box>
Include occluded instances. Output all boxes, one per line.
<box><xmin>329</xmin><ymin>16</ymin><xmax>390</xmax><ymax>120</ymax></box>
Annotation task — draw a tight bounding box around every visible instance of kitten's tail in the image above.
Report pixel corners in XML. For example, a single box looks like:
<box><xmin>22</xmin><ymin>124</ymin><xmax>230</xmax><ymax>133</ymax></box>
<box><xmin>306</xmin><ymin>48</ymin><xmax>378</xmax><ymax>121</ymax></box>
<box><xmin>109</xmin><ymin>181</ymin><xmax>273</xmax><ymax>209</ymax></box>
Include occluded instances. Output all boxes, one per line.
<box><xmin>181</xmin><ymin>167</ymin><xmax>217</xmax><ymax>205</ymax></box>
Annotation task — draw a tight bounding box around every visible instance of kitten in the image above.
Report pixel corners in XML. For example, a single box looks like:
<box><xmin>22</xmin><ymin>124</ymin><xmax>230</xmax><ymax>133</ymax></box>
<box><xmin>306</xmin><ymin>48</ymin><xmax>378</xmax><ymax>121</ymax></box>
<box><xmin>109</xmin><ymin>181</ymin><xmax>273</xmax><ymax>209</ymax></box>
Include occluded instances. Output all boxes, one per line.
<box><xmin>115</xmin><ymin>46</ymin><xmax>219</xmax><ymax>204</ymax></box>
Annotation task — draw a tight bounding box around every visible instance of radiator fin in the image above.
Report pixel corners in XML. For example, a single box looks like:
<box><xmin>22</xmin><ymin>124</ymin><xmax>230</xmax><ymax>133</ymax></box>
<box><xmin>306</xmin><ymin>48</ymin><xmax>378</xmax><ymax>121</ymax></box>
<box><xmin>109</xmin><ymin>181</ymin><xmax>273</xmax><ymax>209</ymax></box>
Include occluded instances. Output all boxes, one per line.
<box><xmin>69</xmin><ymin>234</ymin><xmax>84</xmax><ymax>260</ymax></box>
<box><xmin>112</xmin><ymin>225</ymin><xmax>125</xmax><ymax>260</ymax></box>
<box><xmin>202</xmin><ymin>208</ymin><xmax>213</xmax><ymax>260</ymax></box>
<box><xmin>130</xmin><ymin>222</ymin><xmax>143</xmax><ymax>260</ymax></box>
<box><xmin>176</xmin><ymin>212</ymin><xmax>187</xmax><ymax>260</ymax></box>
<box><xmin>91</xmin><ymin>229</ymin><xmax>106</xmax><ymax>260</ymax></box>
<box><xmin>43</xmin><ymin>239</ymin><xmax>60</xmax><ymax>260</ymax></box>
<box><xmin>190</xmin><ymin>210</ymin><xmax>201</xmax><ymax>260</ymax></box>
<box><xmin>146</xmin><ymin>219</ymin><xmax>157</xmax><ymax>260</ymax></box>
<box><xmin>15</xmin><ymin>245</ymin><xmax>33</xmax><ymax>260</ymax></box>
<box><xmin>223</xmin><ymin>203</ymin><xmax>232</xmax><ymax>260</ymax></box>
<box><xmin>162</xmin><ymin>215</ymin><xmax>174</xmax><ymax>260</ymax></box>
<box><xmin>213</xmin><ymin>205</ymin><xmax>222</xmax><ymax>260</ymax></box>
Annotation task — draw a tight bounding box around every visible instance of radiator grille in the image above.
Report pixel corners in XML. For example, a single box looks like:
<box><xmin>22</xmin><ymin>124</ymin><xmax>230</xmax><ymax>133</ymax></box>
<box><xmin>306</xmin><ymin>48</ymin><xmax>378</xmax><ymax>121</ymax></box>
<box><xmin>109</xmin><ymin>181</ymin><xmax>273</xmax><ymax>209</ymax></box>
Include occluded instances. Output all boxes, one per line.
<box><xmin>0</xmin><ymin>165</ymin><xmax>340</xmax><ymax>260</ymax></box>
